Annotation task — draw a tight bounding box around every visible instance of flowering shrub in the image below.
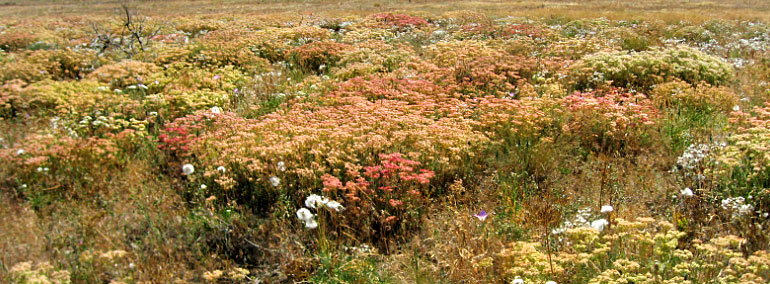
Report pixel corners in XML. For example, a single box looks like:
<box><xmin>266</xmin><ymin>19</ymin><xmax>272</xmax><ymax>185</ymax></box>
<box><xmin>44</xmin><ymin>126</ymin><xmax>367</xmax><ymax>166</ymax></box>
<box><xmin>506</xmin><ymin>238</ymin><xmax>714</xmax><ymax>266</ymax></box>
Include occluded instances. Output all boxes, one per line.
<box><xmin>158</xmin><ymin>110</ymin><xmax>226</xmax><ymax>162</ymax></box>
<box><xmin>0</xmin><ymin>79</ymin><xmax>25</xmax><ymax>117</ymax></box>
<box><xmin>193</xmin><ymin>28</ymin><xmax>271</xmax><ymax>71</ymax></box>
<box><xmin>175</xmin><ymin>17</ymin><xmax>224</xmax><ymax>35</ymax></box>
<box><xmin>154</xmin><ymin>63</ymin><xmax>245</xmax><ymax>94</ymax></box>
<box><xmin>0</xmin><ymin>48</ymin><xmax>100</xmax><ymax>84</ymax></box>
<box><xmin>561</xmin><ymin>90</ymin><xmax>659</xmax><ymax>154</ymax></box>
<box><xmin>26</xmin><ymin>48</ymin><xmax>97</xmax><ymax>80</ymax></box>
<box><xmin>339</xmin><ymin>25</ymin><xmax>396</xmax><ymax>43</ymax></box>
<box><xmin>544</xmin><ymin>37</ymin><xmax>618</xmax><ymax>59</ymax></box>
<box><xmin>187</xmin><ymin>95</ymin><xmax>486</xmax><ymax>190</ymax></box>
<box><xmin>330</xmin><ymin>40</ymin><xmax>415</xmax><ymax>79</ymax></box>
<box><xmin>423</xmin><ymin>40</ymin><xmax>537</xmax><ymax>96</ymax></box>
<box><xmin>287</xmin><ymin>41</ymin><xmax>352</xmax><ymax>73</ymax></box>
<box><xmin>171</xmin><ymin>94</ymin><xmax>488</xmax><ymax>219</ymax></box>
<box><xmin>0</xmin><ymin>49</ymin><xmax>93</xmax><ymax>83</ymax></box>
<box><xmin>0</xmin><ymin>132</ymin><xmax>128</xmax><ymax>198</ymax></box>
<box><xmin>370</xmin><ymin>13</ymin><xmax>429</xmax><ymax>31</ymax></box>
<box><xmin>436</xmin><ymin>10</ymin><xmax>491</xmax><ymax>27</ymax></box>
<box><xmin>434</xmin><ymin>53</ymin><xmax>536</xmax><ymax>96</ymax></box>
<box><xmin>710</xmin><ymin>105</ymin><xmax>770</xmax><ymax>213</ymax></box>
<box><xmin>473</xmin><ymin>95</ymin><xmax>561</xmax><ymax>139</ymax></box>
<box><xmin>651</xmin><ymin>80</ymin><xmax>738</xmax><ymax>113</ymax></box>
<box><xmin>570</xmin><ymin>46</ymin><xmax>733</xmax><ymax>90</ymax></box>
<box><xmin>321</xmin><ymin>153</ymin><xmax>434</xmax><ymax>248</ymax></box>
<box><xmin>651</xmin><ymin>81</ymin><xmax>737</xmax><ymax>151</ymax></box>
<box><xmin>11</xmin><ymin>80</ymin><xmax>148</xmax><ymax>137</ymax></box>
<box><xmin>240</xmin><ymin>26</ymin><xmax>333</xmax><ymax>62</ymax></box>
<box><xmin>0</xmin><ymin>29</ymin><xmax>39</xmax><ymax>51</ymax></box>
<box><xmin>7</xmin><ymin>261</ymin><xmax>71</xmax><ymax>284</ymax></box>
<box><xmin>87</xmin><ymin>60</ymin><xmax>161</xmax><ymax>89</ymax></box>
<box><xmin>148</xmin><ymin>44</ymin><xmax>193</xmax><ymax>65</ymax></box>
<box><xmin>422</xmin><ymin>39</ymin><xmax>496</xmax><ymax>68</ymax></box>
<box><xmin>147</xmin><ymin>89</ymin><xmax>228</xmax><ymax>119</ymax></box>
<box><xmin>427</xmin><ymin>214</ymin><xmax>770</xmax><ymax>284</ymax></box>
<box><xmin>503</xmin><ymin>23</ymin><xmax>548</xmax><ymax>39</ymax></box>
<box><xmin>328</xmin><ymin>74</ymin><xmax>454</xmax><ymax>104</ymax></box>
<box><xmin>510</xmin><ymin>219</ymin><xmax>770</xmax><ymax>283</ymax></box>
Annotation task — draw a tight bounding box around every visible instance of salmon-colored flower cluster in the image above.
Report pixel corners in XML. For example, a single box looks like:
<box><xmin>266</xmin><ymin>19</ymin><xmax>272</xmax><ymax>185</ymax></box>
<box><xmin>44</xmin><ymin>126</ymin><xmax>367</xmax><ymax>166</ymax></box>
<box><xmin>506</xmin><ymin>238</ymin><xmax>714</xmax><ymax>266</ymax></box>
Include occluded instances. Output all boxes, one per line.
<box><xmin>320</xmin><ymin>153</ymin><xmax>434</xmax><ymax>247</ymax></box>
<box><xmin>561</xmin><ymin>89</ymin><xmax>659</xmax><ymax>153</ymax></box>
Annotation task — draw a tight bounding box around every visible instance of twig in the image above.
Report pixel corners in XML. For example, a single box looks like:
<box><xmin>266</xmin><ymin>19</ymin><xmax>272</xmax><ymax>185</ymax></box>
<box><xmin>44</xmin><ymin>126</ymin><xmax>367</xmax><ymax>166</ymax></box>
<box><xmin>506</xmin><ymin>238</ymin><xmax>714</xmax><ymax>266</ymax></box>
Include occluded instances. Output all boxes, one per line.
<box><xmin>244</xmin><ymin>238</ymin><xmax>281</xmax><ymax>254</ymax></box>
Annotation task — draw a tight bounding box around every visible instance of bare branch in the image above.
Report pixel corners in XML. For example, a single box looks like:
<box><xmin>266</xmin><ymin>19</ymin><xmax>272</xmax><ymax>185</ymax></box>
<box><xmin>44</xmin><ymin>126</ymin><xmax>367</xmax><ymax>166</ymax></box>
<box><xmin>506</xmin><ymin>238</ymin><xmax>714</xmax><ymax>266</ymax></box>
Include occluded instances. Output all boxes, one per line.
<box><xmin>90</xmin><ymin>4</ymin><xmax>160</xmax><ymax>58</ymax></box>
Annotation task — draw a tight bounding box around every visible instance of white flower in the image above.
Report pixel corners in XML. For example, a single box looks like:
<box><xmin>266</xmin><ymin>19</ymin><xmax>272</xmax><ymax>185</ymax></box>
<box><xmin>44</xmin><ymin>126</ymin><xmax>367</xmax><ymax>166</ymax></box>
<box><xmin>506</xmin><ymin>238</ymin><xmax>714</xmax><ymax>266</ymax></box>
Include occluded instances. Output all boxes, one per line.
<box><xmin>149</xmin><ymin>111</ymin><xmax>158</xmax><ymax>116</ymax></box>
<box><xmin>680</xmin><ymin>187</ymin><xmax>694</xmax><ymax>197</ymax></box>
<box><xmin>211</xmin><ymin>106</ymin><xmax>222</xmax><ymax>114</ymax></box>
<box><xmin>512</xmin><ymin>276</ymin><xmax>524</xmax><ymax>284</ymax></box>
<box><xmin>600</xmin><ymin>205</ymin><xmax>614</xmax><ymax>213</ymax></box>
<box><xmin>269</xmin><ymin>176</ymin><xmax>280</xmax><ymax>187</ymax></box>
<box><xmin>182</xmin><ymin>164</ymin><xmax>195</xmax><ymax>175</ymax></box>
<box><xmin>591</xmin><ymin>219</ymin><xmax>609</xmax><ymax>232</ymax></box>
<box><xmin>738</xmin><ymin>204</ymin><xmax>754</xmax><ymax>216</ymax></box>
<box><xmin>296</xmin><ymin>208</ymin><xmax>313</xmax><ymax>221</ymax></box>
<box><xmin>277</xmin><ymin>161</ymin><xmax>286</xmax><ymax>172</ymax></box>
<box><xmin>217</xmin><ymin>166</ymin><xmax>226</xmax><ymax>173</ymax></box>
<box><xmin>733</xmin><ymin>105</ymin><xmax>741</xmax><ymax>112</ymax></box>
<box><xmin>304</xmin><ymin>218</ymin><xmax>318</xmax><ymax>229</ymax></box>
<box><xmin>201</xmin><ymin>184</ymin><xmax>207</xmax><ymax>189</ymax></box>
<box><xmin>305</xmin><ymin>194</ymin><xmax>323</xmax><ymax>209</ymax></box>
<box><xmin>545</xmin><ymin>281</ymin><xmax>557</xmax><ymax>284</ymax></box>
<box><xmin>16</xmin><ymin>149</ymin><xmax>25</xmax><ymax>155</ymax></box>
<box><xmin>37</xmin><ymin>167</ymin><xmax>43</xmax><ymax>172</ymax></box>
<box><xmin>326</xmin><ymin>201</ymin><xmax>345</xmax><ymax>212</ymax></box>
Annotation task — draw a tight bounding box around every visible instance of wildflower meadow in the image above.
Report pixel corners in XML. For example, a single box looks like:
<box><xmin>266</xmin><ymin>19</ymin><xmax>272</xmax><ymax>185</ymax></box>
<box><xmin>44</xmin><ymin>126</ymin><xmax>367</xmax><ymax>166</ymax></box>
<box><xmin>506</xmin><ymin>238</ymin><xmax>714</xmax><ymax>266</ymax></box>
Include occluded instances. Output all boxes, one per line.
<box><xmin>2</xmin><ymin>1</ymin><xmax>770</xmax><ymax>283</ymax></box>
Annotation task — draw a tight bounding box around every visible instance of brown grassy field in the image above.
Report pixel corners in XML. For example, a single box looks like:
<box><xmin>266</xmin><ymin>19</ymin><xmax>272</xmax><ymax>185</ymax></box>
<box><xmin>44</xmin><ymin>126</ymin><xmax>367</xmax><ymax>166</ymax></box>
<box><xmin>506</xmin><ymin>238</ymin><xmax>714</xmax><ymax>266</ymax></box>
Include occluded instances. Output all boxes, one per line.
<box><xmin>3</xmin><ymin>0</ymin><xmax>770</xmax><ymax>22</ymax></box>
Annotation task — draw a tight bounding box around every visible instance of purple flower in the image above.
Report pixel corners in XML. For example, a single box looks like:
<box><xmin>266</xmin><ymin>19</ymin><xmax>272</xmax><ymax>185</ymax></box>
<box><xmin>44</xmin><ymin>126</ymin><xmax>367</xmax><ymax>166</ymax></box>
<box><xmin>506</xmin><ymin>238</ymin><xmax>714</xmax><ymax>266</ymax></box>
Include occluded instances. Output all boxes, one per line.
<box><xmin>474</xmin><ymin>210</ymin><xmax>488</xmax><ymax>221</ymax></box>
<box><xmin>213</xmin><ymin>75</ymin><xmax>221</xmax><ymax>80</ymax></box>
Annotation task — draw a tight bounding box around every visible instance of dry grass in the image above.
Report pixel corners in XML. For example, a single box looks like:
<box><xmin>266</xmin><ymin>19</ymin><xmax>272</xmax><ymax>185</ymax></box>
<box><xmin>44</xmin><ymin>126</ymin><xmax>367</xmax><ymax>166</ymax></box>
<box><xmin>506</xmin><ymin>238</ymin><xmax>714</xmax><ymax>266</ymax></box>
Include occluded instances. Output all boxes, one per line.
<box><xmin>0</xmin><ymin>157</ymin><xmax>208</xmax><ymax>282</ymax></box>
<box><xmin>2</xmin><ymin>0</ymin><xmax>770</xmax><ymax>22</ymax></box>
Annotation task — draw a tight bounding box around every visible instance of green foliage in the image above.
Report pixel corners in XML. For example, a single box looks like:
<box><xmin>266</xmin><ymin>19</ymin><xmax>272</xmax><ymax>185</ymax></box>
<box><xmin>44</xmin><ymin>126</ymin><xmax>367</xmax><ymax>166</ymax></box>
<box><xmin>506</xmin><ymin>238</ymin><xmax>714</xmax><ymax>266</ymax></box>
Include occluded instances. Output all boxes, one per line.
<box><xmin>570</xmin><ymin>46</ymin><xmax>733</xmax><ymax>91</ymax></box>
<box><xmin>310</xmin><ymin>253</ymin><xmax>391</xmax><ymax>284</ymax></box>
<box><xmin>652</xmin><ymin>81</ymin><xmax>736</xmax><ymax>152</ymax></box>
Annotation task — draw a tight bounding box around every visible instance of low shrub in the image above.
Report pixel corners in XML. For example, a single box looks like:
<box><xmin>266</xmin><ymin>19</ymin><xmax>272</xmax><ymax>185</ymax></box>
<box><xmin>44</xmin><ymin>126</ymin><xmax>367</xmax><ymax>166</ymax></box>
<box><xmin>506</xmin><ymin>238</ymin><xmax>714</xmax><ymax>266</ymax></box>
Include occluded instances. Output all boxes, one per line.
<box><xmin>320</xmin><ymin>153</ymin><xmax>435</xmax><ymax>250</ymax></box>
<box><xmin>570</xmin><ymin>46</ymin><xmax>733</xmax><ymax>91</ymax></box>
<box><xmin>287</xmin><ymin>41</ymin><xmax>352</xmax><ymax>74</ymax></box>
<box><xmin>561</xmin><ymin>90</ymin><xmax>659</xmax><ymax>155</ymax></box>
